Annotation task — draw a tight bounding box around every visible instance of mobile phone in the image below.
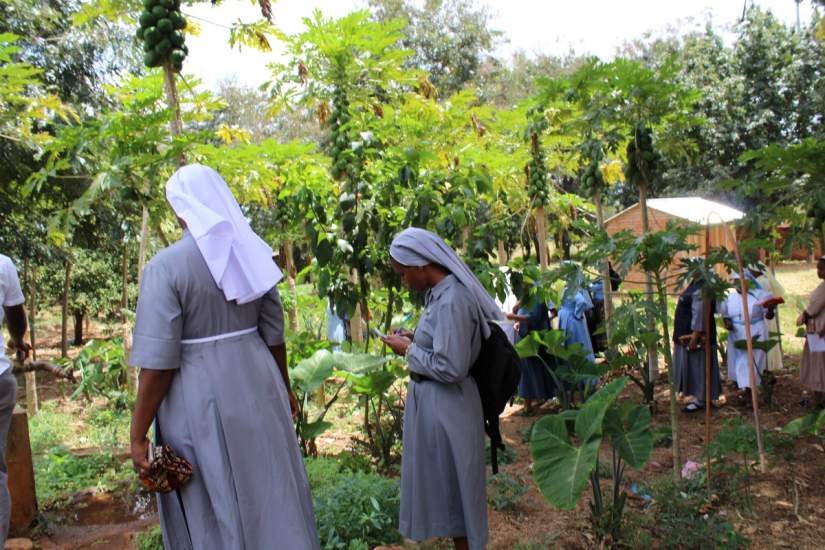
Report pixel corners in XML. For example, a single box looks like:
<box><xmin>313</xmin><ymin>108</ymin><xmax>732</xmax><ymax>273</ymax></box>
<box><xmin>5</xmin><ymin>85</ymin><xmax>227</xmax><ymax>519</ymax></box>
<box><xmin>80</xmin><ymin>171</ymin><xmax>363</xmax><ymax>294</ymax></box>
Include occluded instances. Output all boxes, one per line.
<box><xmin>370</xmin><ymin>327</ymin><xmax>386</xmax><ymax>339</ymax></box>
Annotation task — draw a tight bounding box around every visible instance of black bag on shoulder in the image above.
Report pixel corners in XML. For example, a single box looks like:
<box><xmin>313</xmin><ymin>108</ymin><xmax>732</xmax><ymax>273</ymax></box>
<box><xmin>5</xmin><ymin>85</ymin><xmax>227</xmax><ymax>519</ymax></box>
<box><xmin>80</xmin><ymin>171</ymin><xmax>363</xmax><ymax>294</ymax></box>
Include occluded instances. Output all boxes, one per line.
<box><xmin>469</xmin><ymin>321</ymin><xmax>522</xmax><ymax>474</ymax></box>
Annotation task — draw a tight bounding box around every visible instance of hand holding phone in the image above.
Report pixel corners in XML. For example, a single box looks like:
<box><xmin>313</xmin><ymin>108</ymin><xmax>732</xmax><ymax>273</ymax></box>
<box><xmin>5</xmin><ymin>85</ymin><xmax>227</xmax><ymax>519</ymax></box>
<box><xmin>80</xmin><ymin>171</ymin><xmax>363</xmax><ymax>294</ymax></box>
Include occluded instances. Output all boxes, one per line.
<box><xmin>370</xmin><ymin>327</ymin><xmax>387</xmax><ymax>340</ymax></box>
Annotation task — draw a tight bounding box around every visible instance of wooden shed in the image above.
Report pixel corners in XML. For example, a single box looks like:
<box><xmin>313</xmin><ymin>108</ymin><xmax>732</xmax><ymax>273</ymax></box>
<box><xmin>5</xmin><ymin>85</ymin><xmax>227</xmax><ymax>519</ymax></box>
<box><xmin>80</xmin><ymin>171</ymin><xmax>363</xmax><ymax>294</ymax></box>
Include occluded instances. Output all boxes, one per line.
<box><xmin>604</xmin><ymin>197</ymin><xmax>744</xmax><ymax>290</ymax></box>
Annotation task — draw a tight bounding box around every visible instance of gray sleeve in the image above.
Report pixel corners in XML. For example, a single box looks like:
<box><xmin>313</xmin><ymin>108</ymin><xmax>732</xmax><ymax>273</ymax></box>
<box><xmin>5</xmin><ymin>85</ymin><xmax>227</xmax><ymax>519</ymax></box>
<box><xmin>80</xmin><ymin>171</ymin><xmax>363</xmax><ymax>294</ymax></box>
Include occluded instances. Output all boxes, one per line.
<box><xmin>690</xmin><ymin>292</ymin><xmax>705</xmax><ymax>333</ymax></box>
<box><xmin>129</xmin><ymin>261</ymin><xmax>182</xmax><ymax>370</ymax></box>
<box><xmin>407</xmin><ymin>293</ymin><xmax>481</xmax><ymax>384</ymax></box>
<box><xmin>258</xmin><ymin>285</ymin><xmax>285</xmax><ymax>346</ymax></box>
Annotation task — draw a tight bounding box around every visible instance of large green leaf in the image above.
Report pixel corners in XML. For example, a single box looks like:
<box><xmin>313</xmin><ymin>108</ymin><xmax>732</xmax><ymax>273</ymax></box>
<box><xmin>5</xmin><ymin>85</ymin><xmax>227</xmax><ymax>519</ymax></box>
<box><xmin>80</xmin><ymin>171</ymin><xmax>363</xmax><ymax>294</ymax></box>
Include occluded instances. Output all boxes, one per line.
<box><xmin>302</xmin><ymin>419</ymin><xmax>333</xmax><ymax>440</ymax></box>
<box><xmin>531</xmin><ymin>415</ymin><xmax>601</xmax><ymax>510</ymax></box>
<box><xmin>335</xmin><ymin>370</ymin><xmax>396</xmax><ymax>395</ymax></box>
<box><xmin>291</xmin><ymin>349</ymin><xmax>335</xmax><ymax>394</ymax></box>
<box><xmin>604</xmin><ymin>402</ymin><xmax>653</xmax><ymax>469</ymax></box>
<box><xmin>783</xmin><ymin>410</ymin><xmax>825</xmax><ymax>437</ymax></box>
<box><xmin>531</xmin><ymin>377</ymin><xmax>628</xmax><ymax>510</ymax></box>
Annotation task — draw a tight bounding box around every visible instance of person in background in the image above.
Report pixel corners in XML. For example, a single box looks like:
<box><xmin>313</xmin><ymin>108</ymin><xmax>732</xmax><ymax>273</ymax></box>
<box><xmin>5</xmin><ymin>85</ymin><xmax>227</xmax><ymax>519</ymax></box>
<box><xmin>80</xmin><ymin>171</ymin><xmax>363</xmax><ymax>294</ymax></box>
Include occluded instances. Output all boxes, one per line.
<box><xmin>129</xmin><ymin>164</ymin><xmax>319</xmax><ymax>550</ymax></box>
<box><xmin>797</xmin><ymin>256</ymin><xmax>825</xmax><ymax>408</ymax></box>
<box><xmin>508</xmin><ymin>297</ymin><xmax>556</xmax><ymax>415</ymax></box>
<box><xmin>381</xmin><ymin>227</ymin><xmax>500</xmax><ymax>550</ymax></box>
<box><xmin>0</xmin><ymin>253</ymin><xmax>29</xmax><ymax>548</ymax></box>
<box><xmin>558</xmin><ymin>270</ymin><xmax>595</xmax><ymax>364</ymax></box>
<box><xmin>673</xmin><ymin>271</ymin><xmax>721</xmax><ymax>412</ymax></box>
<box><xmin>719</xmin><ymin>271</ymin><xmax>776</xmax><ymax>403</ymax></box>
<box><xmin>750</xmin><ymin>262</ymin><xmax>786</xmax><ymax>370</ymax></box>
<box><xmin>326</xmin><ymin>300</ymin><xmax>346</xmax><ymax>351</ymax></box>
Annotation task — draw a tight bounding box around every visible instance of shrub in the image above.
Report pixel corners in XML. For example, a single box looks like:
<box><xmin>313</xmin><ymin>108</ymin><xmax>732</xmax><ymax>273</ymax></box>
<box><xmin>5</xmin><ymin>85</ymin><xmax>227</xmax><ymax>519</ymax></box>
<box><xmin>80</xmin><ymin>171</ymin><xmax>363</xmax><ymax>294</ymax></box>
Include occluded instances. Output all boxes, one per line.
<box><xmin>34</xmin><ymin>448</ymin><xmax>132</xmax><ymax>506</ymax></box>
<box><xmin>137</xmin><ymin>525</ymin><xmax>163</xmax><ymax>550</ymax></box>
<box><xmin>643</xmin><ymin>477</ymin><xmax>747</xmax><ymax>549</ymax></box>
<box><xmin>312</xmin><ymin>471</ymin><xmax>401</xmax><ymax>550</ymax></box>
<box><xmin>487</xmin><ymin>472</ymin><xmax>527</xmax><ymax>511</ymax></box>
<box><xmin>485</xmin><ymin>441</ymin><xmax>517</xmax><ymax>466</ymax></box>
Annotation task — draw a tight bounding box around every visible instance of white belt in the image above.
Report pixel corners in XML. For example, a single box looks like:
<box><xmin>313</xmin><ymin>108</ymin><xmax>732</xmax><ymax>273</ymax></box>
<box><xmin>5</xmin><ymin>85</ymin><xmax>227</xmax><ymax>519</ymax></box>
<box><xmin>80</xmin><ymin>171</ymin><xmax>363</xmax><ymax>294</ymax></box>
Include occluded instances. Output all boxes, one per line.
<box><xmin>181</xmin><ymin>326</ymin><xmax>257</xmax><ymax>345</ymax></box>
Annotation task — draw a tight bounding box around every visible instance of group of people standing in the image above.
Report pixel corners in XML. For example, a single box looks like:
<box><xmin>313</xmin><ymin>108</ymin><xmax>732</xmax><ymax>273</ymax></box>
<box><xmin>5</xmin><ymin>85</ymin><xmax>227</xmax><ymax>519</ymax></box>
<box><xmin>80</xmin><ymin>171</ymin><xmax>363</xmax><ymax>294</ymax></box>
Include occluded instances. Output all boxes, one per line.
<box><xmin>124</xmin><ymin>165</ymin><xmax>502</xmax><ymax>549</ymax></box>
<box><xmin>674</xmin><ymin>259</ymin><xmax>825</xmax><ymax>412</ymax></box>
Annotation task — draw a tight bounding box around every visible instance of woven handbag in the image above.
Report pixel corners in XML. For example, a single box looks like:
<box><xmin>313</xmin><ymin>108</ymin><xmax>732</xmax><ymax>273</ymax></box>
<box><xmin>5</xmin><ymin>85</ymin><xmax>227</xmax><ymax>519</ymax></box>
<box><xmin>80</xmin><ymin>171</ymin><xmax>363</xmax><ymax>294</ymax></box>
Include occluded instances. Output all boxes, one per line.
<box><xmin>139</xmin><ymin>444</ymin><xmax>193</xmax><ymax>494</ymax></box>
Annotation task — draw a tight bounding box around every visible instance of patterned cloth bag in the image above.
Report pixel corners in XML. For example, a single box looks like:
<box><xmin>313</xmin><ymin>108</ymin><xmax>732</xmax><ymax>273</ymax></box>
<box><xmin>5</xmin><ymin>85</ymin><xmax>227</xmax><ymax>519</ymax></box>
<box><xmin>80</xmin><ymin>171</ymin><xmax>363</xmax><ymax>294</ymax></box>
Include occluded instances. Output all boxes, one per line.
<box><xmin>140</xmin><ymin>444</ymin><xmax>193</xmax><ymax>493</ymax></box>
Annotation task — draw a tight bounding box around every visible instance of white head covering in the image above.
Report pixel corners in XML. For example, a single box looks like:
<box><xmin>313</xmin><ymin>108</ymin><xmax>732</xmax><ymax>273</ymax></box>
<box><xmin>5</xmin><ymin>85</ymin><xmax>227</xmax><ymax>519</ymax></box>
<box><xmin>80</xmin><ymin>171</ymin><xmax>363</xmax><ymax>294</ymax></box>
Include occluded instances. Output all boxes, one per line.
<box><xmin>166</xmin><ymin>164</ymin><xmax>283</xmax><ymax>304</ymax></box>
<box><xmin>390</xmin><ymin>227</ymin><xmax>503</xmax><ymax>337</ymax></box>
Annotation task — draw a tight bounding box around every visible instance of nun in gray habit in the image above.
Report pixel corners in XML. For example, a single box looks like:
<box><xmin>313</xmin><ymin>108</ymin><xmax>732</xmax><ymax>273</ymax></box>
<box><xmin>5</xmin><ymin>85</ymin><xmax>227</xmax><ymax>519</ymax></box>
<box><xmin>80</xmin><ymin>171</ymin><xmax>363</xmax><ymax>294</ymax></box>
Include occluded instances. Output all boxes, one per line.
<box><xmin>382</xmin><ymin>227</ymin><xmax>502</xmax><ymax>550</ymax></box>
<box><xmin>129</xmin><ymin>164</ymin><xmax>319</xmax><ymax>550</ymax></box>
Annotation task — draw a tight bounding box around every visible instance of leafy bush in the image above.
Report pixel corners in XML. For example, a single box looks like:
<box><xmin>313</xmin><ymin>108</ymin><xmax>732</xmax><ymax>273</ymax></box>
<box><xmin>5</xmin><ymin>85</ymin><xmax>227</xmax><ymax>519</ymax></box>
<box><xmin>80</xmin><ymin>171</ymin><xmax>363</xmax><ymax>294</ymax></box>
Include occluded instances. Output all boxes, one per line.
<box><xmin>643</xmin><ymin>477</ymin><xmax>747</xmax><ymax>549</ymax></box>
<box><xmin>28</xmin><ymin>401</ymin><xmax>75</xmax><ymax>455</ymax></box>
<box><xmin>306</xmin><ymin>456</ymin><xmax>344</xmax><ymax>492</ymax></box>
<box><xmin>34</xmin><ymin>448</ymin><xmax>133</xmax><ymax>506</ymax></box>
<box><xmin>137</xmin><ymin>526</ymin><xmax>164</xmax><ymax>550</ymax></box>
<box><xmin>487</xmin><ymin>472</ymin><xmax>527</xmax><ymax>511</ymax></box>
<box><xmin>68</xmin><ymin>339</ymin><xmax>131</xmax><ymax>407</ymax></box>
<box><xmin>312</xmin><ymin>471</ymin><xmax>401</xmax><ymax>549</ymax></box>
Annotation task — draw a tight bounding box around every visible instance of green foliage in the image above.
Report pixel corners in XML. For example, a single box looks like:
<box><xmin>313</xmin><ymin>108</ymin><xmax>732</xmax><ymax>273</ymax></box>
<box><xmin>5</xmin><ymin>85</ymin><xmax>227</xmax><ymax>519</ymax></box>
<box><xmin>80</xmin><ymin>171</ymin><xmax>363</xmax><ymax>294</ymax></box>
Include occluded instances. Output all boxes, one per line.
<box><xmin>67</xmin><ymin>339</ymin><xmax>131</xmax><ymax>407</ymax></box>
<box><xmin>312</xmin><ymin>471</ymin><xmax>401</xmax><ymax>550</ymax></box>
<box><xmin>28</xmin><ymin>401</ymin><xmax>75</xmax><ymax>456</ymax></box>
<box><xmin>642</xmin><ymin>476</ymin><xmax>748</xmax><ymax>549</ymax></box>
<box><xmin>783</xmin><ymin>409</ymin><xmax>825</xmax><ymax>437</ymax></box>
<box><xmin>485</xmin><ymin>441</ymin><xmax>517</xmax><ymax>467</ymax></box>
<box><xmin>137</xmin><ymin>526</ymin><xmax>164</xmax><ymax>550</ymax></box>
<box><xmin>137</xmin><ymin>0</ymin><xmax>186</xmax><ymax>71</ymax></box>
<box><xmin>34</xmin><ymin>448</ymin><xmax>133</xmax><ymax>507</ymax></box>
<box><xmin>487</xmin><ymin>472</ymin><xmax>527</xmax><ymax>511</ymax></box>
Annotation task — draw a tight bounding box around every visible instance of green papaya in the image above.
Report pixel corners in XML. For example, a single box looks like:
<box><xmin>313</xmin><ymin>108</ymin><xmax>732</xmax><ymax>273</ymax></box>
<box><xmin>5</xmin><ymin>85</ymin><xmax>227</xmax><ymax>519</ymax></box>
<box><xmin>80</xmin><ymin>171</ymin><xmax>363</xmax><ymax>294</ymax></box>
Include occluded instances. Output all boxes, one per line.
<box><xmin>154</xmin><ymin>38</ymin><xmax>172</xmax><ymax>56</ymax></box>
<box><xmin>143</xmin><ymin>0</ymin><xmax>154</xmax><ymax>10</ymax></box>
<box><xmin>160</xmin><ymin>0</ymin><xmax>175</xmax><ymax>8</ymax></box>
<box><xmin>144</xmin><ymin>50</ymin><xmax>160</xmax><ymax>68</ymax></box>
<box><xmin>156</xmin><ymin>18</ymin><xmax>173</xmax><ymax>33</ymax></box>
<box><xmin>144</xmin><ymin>26</ymin><xmax>160</xmax><ymax>44</ymax></box>
<box><xmin>151</xmin><ymin>5</ymin><xmax>168</xmax><ymax>19</ymax></box>
<box><xmin>136</xmin><ymin>27</ymin><xmax>145</xmax><ymax>39</ymax></box>
<box><xmin>172</xmin><ymin>59</ymin><xmax>183</xmax><ymax>72</ymax></box>
<box><xmin>139</xmin><ymin>11</ymin><xmax>155</xmax><ymax>28</ymax></box>
<box><xmin>170</xmin><ymin>30</ymin><xmax>185</xmax><ymax>46</ymax></box>
<box><xmin>143</xmin><ymin>39</ymin><xmax>155</xmax><ymax>52</ymax></box>
<box><xmin>170</xmin><ymin>48</ymin><xmax>185</xmax><ymax>65</ymax></box>
<box><xmin>171</xmin><ymin>11</ymin><xmax>186</xmax><ymax>29</ymax></box>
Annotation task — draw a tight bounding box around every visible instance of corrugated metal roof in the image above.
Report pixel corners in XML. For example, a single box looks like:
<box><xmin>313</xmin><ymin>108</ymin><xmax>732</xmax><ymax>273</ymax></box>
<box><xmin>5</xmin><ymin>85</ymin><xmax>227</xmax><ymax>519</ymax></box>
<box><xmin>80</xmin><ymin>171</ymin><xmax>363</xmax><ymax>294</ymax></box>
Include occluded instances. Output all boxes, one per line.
<box><xmin>604</xmin><ymin>197</ymin><xmax>744</xmax><ymax>225</ymax></box>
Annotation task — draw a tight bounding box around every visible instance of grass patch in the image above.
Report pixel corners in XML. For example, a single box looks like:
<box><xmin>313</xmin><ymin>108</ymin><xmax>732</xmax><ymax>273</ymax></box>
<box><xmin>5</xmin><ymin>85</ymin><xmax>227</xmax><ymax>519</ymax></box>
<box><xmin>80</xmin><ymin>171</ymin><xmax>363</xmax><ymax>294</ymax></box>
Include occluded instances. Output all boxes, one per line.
<box><xmin>34</xmin><ymin>448</ymin><xmax>133</xmax><ymax>507</ymax></box>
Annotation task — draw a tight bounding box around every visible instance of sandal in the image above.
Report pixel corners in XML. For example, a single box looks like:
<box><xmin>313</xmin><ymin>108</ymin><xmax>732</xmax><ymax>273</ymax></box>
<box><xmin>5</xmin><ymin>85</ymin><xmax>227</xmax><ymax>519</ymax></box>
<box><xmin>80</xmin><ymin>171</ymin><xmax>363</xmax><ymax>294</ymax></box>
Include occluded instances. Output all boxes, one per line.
<box><xmin>682</xmin><ymin>402</ymin><xmax>704</xmax><ymax>413</ymax></box>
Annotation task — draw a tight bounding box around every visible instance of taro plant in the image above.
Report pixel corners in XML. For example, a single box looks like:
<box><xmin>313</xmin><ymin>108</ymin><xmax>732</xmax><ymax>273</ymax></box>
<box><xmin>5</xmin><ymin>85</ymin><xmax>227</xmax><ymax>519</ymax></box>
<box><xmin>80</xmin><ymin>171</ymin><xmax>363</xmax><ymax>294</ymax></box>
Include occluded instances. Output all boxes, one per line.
<box><xmin>289</xmin><ymin>343</ymin><xmax>387</xmax><ymax>456</ymax></box>
<box><xmin>530</xmin><ymin>377</ymin><xmax>653</xmax><ymax>544</ymax></box>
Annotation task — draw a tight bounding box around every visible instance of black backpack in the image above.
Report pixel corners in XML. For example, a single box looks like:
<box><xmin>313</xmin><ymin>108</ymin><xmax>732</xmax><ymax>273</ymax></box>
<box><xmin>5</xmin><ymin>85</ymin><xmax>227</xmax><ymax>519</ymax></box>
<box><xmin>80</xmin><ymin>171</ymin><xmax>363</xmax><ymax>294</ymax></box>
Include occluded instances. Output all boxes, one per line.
<box><xmin>469</xmin><ymin>321</ymin><xmax>522</xmax><ymax>474</ymax></box>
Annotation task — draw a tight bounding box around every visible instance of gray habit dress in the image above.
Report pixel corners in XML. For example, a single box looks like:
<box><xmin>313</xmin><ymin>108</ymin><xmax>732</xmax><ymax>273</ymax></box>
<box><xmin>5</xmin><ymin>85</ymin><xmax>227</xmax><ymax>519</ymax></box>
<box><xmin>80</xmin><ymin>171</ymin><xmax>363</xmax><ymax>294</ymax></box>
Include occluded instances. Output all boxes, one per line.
<box><xmin>673</xmin><ymin>285</ymin><xmax>721</xmax><ymax>405</ymax></box>
<box><xmin>130</xmin><ymin>233</ymin><xmax>319</xmax><ymax>550</ymax></box>
<box><xmin>402</xmin><ymin>275</ymin><xmax>488</xmax><ymax>549</ymax></box>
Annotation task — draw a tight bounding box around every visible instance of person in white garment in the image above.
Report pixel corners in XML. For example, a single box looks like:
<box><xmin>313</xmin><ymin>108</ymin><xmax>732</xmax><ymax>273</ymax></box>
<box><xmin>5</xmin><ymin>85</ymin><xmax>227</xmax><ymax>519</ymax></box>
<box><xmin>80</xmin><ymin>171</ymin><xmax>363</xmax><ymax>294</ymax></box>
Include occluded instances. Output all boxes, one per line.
<box><xmin>719</xmin><ymin>271</ymin><xmax>776</xmax><ymax>402</ymax></box>
<box><xmin>749</xmin><ymin>262</ymin><xmax>785</xmax><ymax>370</ymax></box>
<box><xmin>0</xmin><ymin>254</ymin><xmax>29</xmax><ymax>547</ymax></box>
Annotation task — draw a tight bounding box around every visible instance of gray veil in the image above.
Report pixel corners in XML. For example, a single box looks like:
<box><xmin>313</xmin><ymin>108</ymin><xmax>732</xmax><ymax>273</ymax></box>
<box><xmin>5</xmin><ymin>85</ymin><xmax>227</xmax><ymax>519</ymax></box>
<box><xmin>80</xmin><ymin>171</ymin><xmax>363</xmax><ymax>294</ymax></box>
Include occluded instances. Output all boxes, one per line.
<box><xmin>390</xmin><ymin>227</ymin><xmax>503</xmax><ymax>338</ymax></box>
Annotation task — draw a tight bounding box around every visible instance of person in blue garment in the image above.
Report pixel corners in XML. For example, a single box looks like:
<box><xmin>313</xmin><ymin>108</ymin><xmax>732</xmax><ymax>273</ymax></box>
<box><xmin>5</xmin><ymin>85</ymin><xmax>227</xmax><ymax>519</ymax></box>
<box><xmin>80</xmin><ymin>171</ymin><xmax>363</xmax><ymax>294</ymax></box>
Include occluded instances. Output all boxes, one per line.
<box><xmin>508</xmin><ymin>297</ymin><xmax>557</xmax><ymax>415</ymax></box>
<box><xmin>558</xmin><ymin>269</ymin><xmax>595</xmax><ymax>364</ymax></box>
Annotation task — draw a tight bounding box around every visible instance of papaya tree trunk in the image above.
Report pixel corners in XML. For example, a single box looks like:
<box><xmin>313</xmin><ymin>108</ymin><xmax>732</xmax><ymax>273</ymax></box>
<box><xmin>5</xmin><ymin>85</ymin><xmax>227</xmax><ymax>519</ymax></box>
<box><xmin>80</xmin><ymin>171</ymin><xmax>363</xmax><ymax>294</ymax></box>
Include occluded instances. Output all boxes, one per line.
<box><xmin>73</xmin><ymin>312</ymin><xmax>84</xmax><ymax>346</ymax></box>
<box><xmin>462</xmin><ymin>226</ymin><xmax>470</xmax><ymax>254</ymax></box>
<box><xmin>284</xmin><ymin>239</ymin><xmax>299</xmax><ymax>332</ymax></box>
<box><xmin>162</xmin><ymin>62</ymin><xmax>183</xmax><ymax>138</ymax></box>
<box><xmin>535</xmin><ymin>205</ymin><xmax>549</xmax><ymax>271</ymax></box>
<box><xmin>61</xmin><ymin>258</ymin><xmax>72</xmax><ymax>359</ymax></box>
<box><xmin>655</xmin><ymin>273</ymin><xmax>681</xmax><ymax>481</ymax></box>
<box><xmin>23</xmin><ymin>259</ymin><xmax>38</xmax><ymax>414</ymax></box>
<box><xmin>122</xmin><ymin>238</ymin><xmax>138</xmax><ymax>392</ymax></box>
<box><xmin>497</xmin><ymin>239</ymin><xmax>507</xmax><ymax>267</ymax></box>
<box><xmin>594</xmin><ymin>188</ymin><xmax>614</xmax><ymax>341</ymax></box>
<box><xmin>639</xmin><ymin>180</ymin><xmax>658</xmax><ymax>381</ymax></box>
<box><xmin>350</xmin><ymin>269</ymin><xmax>363</xmax><ymax>344</ymax></box>
<box><xmin>137</xmin><ymin>208</ymin><xmax>150</xmax><ymax>287</ymax></box>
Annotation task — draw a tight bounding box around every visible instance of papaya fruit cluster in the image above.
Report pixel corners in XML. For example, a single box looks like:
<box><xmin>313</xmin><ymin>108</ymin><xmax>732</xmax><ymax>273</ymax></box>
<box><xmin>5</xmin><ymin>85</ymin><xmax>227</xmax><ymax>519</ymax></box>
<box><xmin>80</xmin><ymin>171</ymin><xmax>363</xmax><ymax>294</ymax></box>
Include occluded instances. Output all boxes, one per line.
<box><xmin>329</xmin><ymin>84</ymin><xmax>352</xmax><ymax>180</ymax></box>
<box><xmin>580</xmin><ymin>142</ymin><xmax>605</xmax><ymax>194</ymax></box>
<box><xmin>136</xmin><ymin>0</ymin><xmax>188</xmax><ymax>71</ymax></box>
<box><xmin>624</xmin><ymin>125</ymin><xmax>661</xmax><ymax>186</ymax></box>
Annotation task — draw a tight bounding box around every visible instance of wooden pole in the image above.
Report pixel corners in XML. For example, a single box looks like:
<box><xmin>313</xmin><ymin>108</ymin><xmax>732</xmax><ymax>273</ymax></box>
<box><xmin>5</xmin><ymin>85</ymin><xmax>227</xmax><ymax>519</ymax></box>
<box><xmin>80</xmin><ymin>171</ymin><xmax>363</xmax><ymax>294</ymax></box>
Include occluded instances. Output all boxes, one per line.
<box><xmin>60</xmin><ymin>258</ymin><xmax>72</xmax><ymax>359</ymax></box>
<box><xmin>497</xmin><ymin>239</ymin><xmax>507</xmax><ymax>267</ymax></box>
<box><xmin>22</xmin><ymin>259</ymin><xmax>38</xmax><ymax>414</ymax></box>
<box><xmin>703</xmin><ymin>224</ymin><xmax>713</xmax><ymax>492</ymax></box>
<box><xmin>726</xmin><ymin>225</ymin><xmax>768</xmax><ymax>473</ymax></box>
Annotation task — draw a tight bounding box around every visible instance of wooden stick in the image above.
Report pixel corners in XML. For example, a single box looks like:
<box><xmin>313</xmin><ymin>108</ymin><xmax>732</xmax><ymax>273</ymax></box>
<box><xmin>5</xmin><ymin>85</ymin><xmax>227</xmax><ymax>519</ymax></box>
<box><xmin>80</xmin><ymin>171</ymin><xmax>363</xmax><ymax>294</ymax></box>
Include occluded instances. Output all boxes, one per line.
<box><xmin>12</xmin><ymin>359</ymin><xmax>74</xmax><ymax>381</ymax></box>
<box><xmin>703</xmin><ymin>222</ymin><xmax>713</xmax><ymax>492</ymax></box>
<box><xmin>726</xmin><ymin>224</ymin><xmax>768</xmax><ymax>473</ymax></box>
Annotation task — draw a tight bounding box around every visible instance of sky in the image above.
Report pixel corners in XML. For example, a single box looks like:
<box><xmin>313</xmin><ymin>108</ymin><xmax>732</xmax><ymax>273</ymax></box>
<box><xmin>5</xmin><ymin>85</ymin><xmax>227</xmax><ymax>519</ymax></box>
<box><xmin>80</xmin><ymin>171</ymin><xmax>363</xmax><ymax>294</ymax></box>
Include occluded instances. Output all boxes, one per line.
<box><xmin>182</xmin><ymin>0</ymin><xmax>817</xmax><ymax>90</ymax></box>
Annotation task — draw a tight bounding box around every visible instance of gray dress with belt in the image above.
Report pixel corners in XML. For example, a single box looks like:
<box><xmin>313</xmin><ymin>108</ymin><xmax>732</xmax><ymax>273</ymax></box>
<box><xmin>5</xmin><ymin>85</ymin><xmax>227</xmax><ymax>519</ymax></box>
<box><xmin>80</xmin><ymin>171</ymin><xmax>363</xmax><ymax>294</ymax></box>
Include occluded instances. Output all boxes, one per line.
<box><xmin>401</xmin><ymin>274</ymin><xmax>488</xmax><ymax>549</ymax></box>
<box><xmin>130</xmin><ymin>232</ymin><xmax>319</xmax><ymax>550</ymax></box>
